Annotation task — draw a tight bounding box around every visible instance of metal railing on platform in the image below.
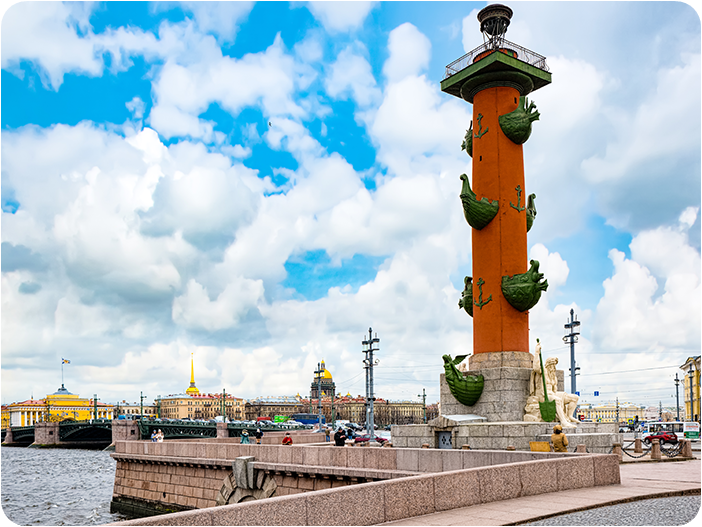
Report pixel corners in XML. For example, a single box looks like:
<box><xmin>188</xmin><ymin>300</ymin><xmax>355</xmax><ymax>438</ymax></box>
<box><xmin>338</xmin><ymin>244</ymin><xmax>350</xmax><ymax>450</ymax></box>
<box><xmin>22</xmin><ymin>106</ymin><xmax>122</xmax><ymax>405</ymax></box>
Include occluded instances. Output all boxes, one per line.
<box><xmin>444</xmin><ymin>38</ymin><xmax>549</xmax><ymax>80</ymax></box>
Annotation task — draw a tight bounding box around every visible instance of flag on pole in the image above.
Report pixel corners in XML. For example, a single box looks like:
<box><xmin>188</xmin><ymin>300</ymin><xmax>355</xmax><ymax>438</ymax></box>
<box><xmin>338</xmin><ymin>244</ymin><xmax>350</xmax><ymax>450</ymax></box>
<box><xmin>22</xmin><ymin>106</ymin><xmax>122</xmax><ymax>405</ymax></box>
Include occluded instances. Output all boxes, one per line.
<box><xmin>62</xmin><ymin>358</ymin><xmax>70</xmax><ymax>364</ymax></box>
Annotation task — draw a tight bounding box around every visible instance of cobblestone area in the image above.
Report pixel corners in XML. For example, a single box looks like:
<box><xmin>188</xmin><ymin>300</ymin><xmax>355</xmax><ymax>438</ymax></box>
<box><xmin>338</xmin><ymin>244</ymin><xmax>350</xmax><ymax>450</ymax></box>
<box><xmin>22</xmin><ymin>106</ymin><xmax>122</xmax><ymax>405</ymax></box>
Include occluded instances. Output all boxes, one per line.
<box><xmin>521</xmin><ymin>496</ymin><xmax>700</xmax><ymax>526</ymax></box>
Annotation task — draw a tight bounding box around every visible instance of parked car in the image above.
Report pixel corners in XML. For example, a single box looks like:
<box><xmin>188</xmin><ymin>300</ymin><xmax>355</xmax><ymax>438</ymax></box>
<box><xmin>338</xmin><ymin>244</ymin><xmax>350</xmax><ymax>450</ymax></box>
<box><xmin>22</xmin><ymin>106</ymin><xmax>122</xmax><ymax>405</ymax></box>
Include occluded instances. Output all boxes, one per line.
<box><xmin>643</xmin><ymin>431</ymin><xmax>678</xmax><ymax>445</ymax></box>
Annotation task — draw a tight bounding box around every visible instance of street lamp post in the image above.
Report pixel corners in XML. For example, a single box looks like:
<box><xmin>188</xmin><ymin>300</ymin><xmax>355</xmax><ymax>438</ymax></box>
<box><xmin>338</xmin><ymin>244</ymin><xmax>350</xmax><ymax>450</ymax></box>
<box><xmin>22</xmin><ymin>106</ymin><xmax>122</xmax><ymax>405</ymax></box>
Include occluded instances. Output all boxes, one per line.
<box><xmin>140</xmin><ymin>391</ymin><xmax>147</xmax><ymax>422</ymax></box>
<box><xmin>314</xmin><ymin>363</ymin><xmax>324</xmax><ymax>432</ymax></box>
<box><xmin>563</xmin><ymin>309</ymin><xmax>581</xmax><ymax>394</ymax></box>
<box><xmin>674</xmin><ymin>374</ymin><xmax>681</xmax><ymax>421</ymax></box>
<box><xmin>418</xmin><ymin>388</ymin><xmax>427</xmax><ymax>424</ymax></box>
<box><xmin>362</xmin><ymin>328</ymin><xmax>380</xmax><ymax>440</ymax></box>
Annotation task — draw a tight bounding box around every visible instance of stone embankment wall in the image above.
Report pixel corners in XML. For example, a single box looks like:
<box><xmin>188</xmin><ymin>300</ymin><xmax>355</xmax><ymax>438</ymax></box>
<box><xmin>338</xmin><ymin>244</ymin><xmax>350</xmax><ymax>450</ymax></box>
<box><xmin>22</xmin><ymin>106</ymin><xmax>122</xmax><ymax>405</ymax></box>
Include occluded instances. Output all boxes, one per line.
<box><xmin>110</xmin><ymin>439</ymin><xmax>620</xmax><ymax>523</ymax></box>
<box><xmin>393</xmin><ymin>420</ymin><xmax>620</xmax><ymax>452</ymax></box>
<box><xmin>109</xmin><ymin>440</ymin><xmax>620</xmax><ymax>526</ymax></box>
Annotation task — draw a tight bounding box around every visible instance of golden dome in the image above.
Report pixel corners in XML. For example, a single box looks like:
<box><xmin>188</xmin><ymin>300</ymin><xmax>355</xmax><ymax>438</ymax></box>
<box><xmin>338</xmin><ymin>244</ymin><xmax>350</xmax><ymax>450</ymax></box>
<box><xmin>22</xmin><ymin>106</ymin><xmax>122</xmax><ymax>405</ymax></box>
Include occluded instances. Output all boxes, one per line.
<box><xmin>320</xmin><ymin>360</ymin><xmax>332</xmax><ymax>380</ymax></box>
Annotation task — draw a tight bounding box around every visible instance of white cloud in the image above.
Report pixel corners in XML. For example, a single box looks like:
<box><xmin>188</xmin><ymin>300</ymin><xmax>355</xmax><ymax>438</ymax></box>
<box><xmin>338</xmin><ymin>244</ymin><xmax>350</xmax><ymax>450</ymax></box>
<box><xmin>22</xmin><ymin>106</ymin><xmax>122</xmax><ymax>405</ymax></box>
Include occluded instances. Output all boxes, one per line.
<box><xmin>180</xmin><ymin>1</ymin><xmax>254</xmax><ymax>42</ymax></box>
<box><xmin>1</xmin><ymin>2</ymin><xmax>102</xmax><ymax>89</ymax></box>
<box><xmin>149</xmin><ymin>33</ymin><xmax>304</xmax><ymax>140</ymax></box>
<box><xmin>125</xmin><ymin>96</ymin><xmax>146</xmax><ymax>120</ymax></box>
<box><xmin>383</xmin><ymin>23</ymin><xmax>431</xmax><ymax>83</ymax></box>
<box><xmin>325</xmin><ymin>44</ymin><xmax>380</xmax><ymax>107</ymax></box>
<box><xmin>593</xmin><ymin>214</ymin><xmax>700</xmax><ymax>351</ymax></box>
<box><xmin>306</xmin><ymin>1</ymin><xmax>375</xmax><ymax>33</ymax></box>
<box><xmin>172</xmin><ymin>277</ymin><xmax>265</xmax><ymax>331</ymax></box>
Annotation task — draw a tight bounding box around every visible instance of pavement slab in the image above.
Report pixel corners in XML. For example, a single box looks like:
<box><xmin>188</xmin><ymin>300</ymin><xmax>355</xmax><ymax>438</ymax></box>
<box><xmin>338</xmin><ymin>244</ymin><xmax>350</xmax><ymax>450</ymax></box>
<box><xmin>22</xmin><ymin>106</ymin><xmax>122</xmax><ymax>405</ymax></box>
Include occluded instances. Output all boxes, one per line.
<box><xmin>379</xmin><ymin>460</ymin><xmax>700</xmax><ymax>526</ymax></box>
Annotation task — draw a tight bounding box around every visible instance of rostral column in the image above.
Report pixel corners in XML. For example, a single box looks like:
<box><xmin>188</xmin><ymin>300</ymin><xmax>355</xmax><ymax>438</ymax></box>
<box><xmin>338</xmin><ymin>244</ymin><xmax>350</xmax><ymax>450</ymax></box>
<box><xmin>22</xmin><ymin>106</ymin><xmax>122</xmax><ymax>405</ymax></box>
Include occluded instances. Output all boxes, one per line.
<box><xmin>444</xmin><ymin>4</ymin><xmax>551</xmax><ymax>370</ymax></box>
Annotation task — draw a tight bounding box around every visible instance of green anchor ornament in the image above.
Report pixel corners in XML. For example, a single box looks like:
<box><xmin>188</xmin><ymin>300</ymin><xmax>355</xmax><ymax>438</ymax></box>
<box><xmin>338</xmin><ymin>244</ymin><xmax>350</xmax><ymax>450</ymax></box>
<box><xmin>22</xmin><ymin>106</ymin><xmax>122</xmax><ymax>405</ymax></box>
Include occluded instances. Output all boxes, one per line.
<box><xmin>473</xmin><ymin>113</ymin><xmax>489</xmax><ymax>139</ymax></box>
<box><xmin>473</xmin><ymin>277</ymin><xmax>492</xmax><ymax>310</ymax></box>
<box><xmin>510</xmin><ymin>185</ymin><xmax>526</xmax><ymax>212</ymax></box>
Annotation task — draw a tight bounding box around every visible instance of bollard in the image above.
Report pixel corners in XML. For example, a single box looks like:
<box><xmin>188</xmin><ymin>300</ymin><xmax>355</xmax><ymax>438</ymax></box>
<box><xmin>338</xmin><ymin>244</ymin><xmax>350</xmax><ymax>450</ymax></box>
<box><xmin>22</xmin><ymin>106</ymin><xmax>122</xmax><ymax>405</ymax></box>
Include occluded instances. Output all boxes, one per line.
<box><xmin>634</xmin><ymin>438</ymin><xmax>642</xmax><ymax>453</ymax></box>
<box><xmin>461</xmin><ymin>444</ymin><xmax>470</xmax><ymax>450</ymax></box>
<box><xmin>421</xmin><ymin>443</ymin><xmax>430</xmax><ymax>449</ymax></box>
<box><xmin>576</xmin><ymin>444</ymin><xmax>586</xmax><ymax>453</ymax></box>
<box><xmin>651</xmin><ymin>438</ymin><xmax>661</xmax><ymax>460</ymax></box>
<box><xmin>681</xmin><ymin>439</ymin><xmax>692</xmax><ymax>458</ymax></box>
<box><xmin>612</xmin><ymin>443</ymin><xmax>622</xmax><ymax>462</ymax></box>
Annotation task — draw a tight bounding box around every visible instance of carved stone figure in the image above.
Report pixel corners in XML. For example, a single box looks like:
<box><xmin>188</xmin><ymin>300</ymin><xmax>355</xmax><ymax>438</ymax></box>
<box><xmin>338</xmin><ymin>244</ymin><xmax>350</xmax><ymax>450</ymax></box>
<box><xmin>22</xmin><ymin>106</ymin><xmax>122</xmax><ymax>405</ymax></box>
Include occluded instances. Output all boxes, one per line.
<box><xmin>527</xmin><ymin>340</ymin><xmax>579</xmax><ymax>427</ymax></box>
<box><xmin>501</xmin><ymin>259</ymin><xmax>548</xmax><ymax>312</ymax></box>
<box><xmin>458</xmin><ymin>276</ymin><xmax>474</xmax><ymax>317</ymax></box>
<box><xmin>459</xmin><ymin>174</ymin><xmax>499</xmax><ymax>230</ymax></box>
<box><xmin>523</xmin><ymin>395</ymin><xmax>541</xmax><ymax>422</ymax></box>
<box><xmin>442</xmin><ymin>354</ymin><xmax>484</xmax><ymax>406</ymax></box>
<box><xmin>499</xmin><ymin>96</ymin><xmax>540</xmax><ymax>145</ymax></box>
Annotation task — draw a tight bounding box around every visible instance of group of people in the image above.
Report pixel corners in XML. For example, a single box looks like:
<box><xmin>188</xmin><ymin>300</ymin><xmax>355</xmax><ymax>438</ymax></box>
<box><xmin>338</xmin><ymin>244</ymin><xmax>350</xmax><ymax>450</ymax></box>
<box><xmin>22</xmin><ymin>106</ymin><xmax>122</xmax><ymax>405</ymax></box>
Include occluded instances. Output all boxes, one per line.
<box><xmin>150</xmin><ymin>429</ymin><xmax>164</xmax><ymax>442</ymax></box>
<box><xmin>240</xmin><ymin>428</ymin><xmax>265</xmax><ymax>444</ymax></box>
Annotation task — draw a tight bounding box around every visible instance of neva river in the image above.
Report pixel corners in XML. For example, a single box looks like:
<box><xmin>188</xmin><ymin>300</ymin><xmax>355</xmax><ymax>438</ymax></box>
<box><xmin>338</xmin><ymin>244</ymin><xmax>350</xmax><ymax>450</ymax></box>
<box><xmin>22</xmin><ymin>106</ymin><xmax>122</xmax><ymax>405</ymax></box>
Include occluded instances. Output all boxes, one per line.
<box><xmin>1</xmin><ymin>446</ymin><xmax>126</xmax><ymax>526</ymax></box>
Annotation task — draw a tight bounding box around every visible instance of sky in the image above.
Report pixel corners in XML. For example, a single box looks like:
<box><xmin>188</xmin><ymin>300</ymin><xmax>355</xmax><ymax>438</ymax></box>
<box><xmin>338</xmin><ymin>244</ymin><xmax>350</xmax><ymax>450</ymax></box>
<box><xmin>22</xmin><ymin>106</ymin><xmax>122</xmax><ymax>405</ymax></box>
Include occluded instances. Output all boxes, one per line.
<box><xmin>1</xmin><ymin>1</ymin><xmax>700</xmax><ymax>413</ymax></box>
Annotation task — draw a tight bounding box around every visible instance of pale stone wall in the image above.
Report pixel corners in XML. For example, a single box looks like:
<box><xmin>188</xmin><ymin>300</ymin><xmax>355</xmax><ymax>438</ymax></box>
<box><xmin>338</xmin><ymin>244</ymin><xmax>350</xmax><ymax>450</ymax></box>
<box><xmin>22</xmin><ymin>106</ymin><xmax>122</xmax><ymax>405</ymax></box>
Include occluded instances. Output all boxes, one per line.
<box><xmin>112</xmin><ymin>420</ymin><xmax>140</xmax><ymax>442</ymax></box>
<box><xmin>33</xmin><ymin>422</ymin><xmax>59</xmax><ymax>445</ymax></box>
<box><xmin>108</xmin><ymin>447</ymin><xmax>621</xmax><ymax>526</ymax></box>
<box><xmin>391</xmin><ymin>421</ymin><xmax>619</xmax><ymax>452</ymax></box>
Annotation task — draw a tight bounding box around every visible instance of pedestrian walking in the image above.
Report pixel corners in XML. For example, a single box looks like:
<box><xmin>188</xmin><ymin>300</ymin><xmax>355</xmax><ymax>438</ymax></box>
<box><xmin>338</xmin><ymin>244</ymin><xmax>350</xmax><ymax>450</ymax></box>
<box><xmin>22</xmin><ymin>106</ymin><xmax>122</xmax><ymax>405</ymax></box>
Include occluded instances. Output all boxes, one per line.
<box><xmin>282</xmin><ymin>432</ymin><xmax>293</xmax><ymax>445</ymax></box>
<box><xmin>334</xmin><ymin>428</ymin><xmax>347</xmax><ymax>447</ymax></box>
<box><xmin>240</xmin><ymin>429</ymin><xmax>250</xmax><ymax>444</ymax></box>
<box><xmin>551</xmin><ymin>424</ymin><xmax>569</xmax><ymax>452</ymax></box>
<box><xmin>324</xmin><ymin>427</ymin><xmax>331</xmax><ymax>442</ymax></box>
<box><xmin>255</xmin><ymin>428</ymin><xmax>263</xmax><ymax>444</ymax></box>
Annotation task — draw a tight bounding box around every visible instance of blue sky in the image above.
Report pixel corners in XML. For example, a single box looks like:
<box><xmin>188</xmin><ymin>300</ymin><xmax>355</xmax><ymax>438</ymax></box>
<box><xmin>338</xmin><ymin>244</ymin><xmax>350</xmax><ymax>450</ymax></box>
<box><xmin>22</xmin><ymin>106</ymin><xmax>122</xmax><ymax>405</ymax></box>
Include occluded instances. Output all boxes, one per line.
<box><xmin>1</xmin><ymin>1</ymin><xmax>700</xmax><ymax>412</ymax></box>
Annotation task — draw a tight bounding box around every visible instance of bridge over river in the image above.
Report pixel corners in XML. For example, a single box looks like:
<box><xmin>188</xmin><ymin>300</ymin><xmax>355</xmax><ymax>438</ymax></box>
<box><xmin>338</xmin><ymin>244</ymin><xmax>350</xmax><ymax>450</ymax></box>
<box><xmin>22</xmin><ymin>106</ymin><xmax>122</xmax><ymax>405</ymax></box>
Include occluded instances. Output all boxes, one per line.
<box><xmin>1</xmin><ymin>420</ymin><xmax>300</xmax><ymax>448</ymax></box>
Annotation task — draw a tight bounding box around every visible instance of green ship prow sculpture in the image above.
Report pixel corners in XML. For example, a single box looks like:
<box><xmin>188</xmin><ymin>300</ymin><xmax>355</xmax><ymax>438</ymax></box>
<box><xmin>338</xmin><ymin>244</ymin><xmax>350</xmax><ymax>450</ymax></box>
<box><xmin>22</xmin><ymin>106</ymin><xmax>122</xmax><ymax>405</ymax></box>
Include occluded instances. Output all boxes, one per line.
<box><xmin>459</xmin><ymin>174</ymin><xmax>498</xmax><ymax>230</ymax></box>
<box><xmin>442</xmin><ymin>354</ymin><xmax>484</xmax><ymax>406</ymax></box>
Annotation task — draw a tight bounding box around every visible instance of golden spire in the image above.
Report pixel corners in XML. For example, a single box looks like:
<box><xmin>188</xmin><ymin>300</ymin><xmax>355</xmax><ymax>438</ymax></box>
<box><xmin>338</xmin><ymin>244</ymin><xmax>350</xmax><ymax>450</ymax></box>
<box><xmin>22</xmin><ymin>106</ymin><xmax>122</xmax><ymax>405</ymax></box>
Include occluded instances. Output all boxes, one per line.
<box><xmin>186</xmin><ymin>351</ymin><xmax>199</xmax><ymax>395</ymax></box>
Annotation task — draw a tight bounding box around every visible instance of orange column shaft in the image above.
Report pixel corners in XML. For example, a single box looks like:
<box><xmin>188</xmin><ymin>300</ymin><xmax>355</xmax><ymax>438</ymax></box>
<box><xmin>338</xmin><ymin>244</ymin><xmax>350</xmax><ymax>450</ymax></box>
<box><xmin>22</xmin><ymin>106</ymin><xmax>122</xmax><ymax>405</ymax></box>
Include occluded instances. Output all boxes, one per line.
<box><xmin>471</xmin><ymin>86</ymin><xmax>529</xmax><ymax>354</ymax></box>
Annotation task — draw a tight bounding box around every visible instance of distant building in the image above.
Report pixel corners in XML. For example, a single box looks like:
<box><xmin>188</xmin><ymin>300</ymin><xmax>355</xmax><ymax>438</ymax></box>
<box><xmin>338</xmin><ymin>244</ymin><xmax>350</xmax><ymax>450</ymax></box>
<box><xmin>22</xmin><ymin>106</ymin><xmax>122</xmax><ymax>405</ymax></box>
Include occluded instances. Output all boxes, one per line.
<box><xmin>4</xmin><ymin>385</ymin><xmax>114</xmax><ymax>426</ymax></box>
<box><xmin>1</xmin><ymin>405</ymin><xmax>10</xmax><ymax>429</ymax></box>
<box><xmin>245</xmin><ymin>395</ymin><xmax>304</xmax><ymax>421</ymax></box>
<box><xmin>301</xmin><ymin>361</ymin><xmax>428</xmax><ymax>426</ymax></box>
<box><xmin>310</xmin><ymin>360</ymin><xmax>335</xmax><ymax>398</ymax></box>
<box><xmin>159</xmin><ymin>392</ymin><xmax>244</xmax><ymax>420</ymax></box>
<box><xmin>681</xmin><ymin>356</ymin><xmax>700</xmax><ymax>422</ymax></box>
<box><xmin>579</xmin><ymin>402</ymin><xmax>644</xmax><ymax>423</ymax></box>
<box><xmin>158</xmin><ymin>353</ymin><xmax>244</xmax><ymax>420</ymax></box>
<box><xmin>114</xmin><ymin>401</ymin><xmax>158</xmax><ymax>418</ymax></box>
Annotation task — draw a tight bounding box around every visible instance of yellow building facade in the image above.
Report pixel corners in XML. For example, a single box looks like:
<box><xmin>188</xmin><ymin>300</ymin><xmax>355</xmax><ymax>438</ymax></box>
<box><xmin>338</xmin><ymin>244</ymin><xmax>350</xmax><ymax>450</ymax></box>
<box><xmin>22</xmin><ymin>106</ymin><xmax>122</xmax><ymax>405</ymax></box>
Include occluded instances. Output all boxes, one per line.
<box><xmin>578</xmin><ymin>402</ymin><xmax>644</xmax><ymax>423</ymax></box>
<box><xmin>159</xmin><ymin>393</ymin><xmax>244</xmax><ymax>420</ymax></box>
<box><xmin>681</xmin><ymin>356</ymin><xmax>700</xmax><ymax>422</ymax></box>
<box><xmin>5</xmin><ymin>385</ymin><xmax>114</xmax><ymax>426</ymax></box>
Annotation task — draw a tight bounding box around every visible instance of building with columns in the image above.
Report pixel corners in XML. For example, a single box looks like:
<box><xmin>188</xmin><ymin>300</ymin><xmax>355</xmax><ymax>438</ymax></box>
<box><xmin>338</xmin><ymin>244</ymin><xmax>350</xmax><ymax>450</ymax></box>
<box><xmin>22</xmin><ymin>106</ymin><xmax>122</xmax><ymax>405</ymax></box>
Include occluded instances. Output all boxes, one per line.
<box><xmin>4</xmin><ymin>385</ymin><xmax>114</xmax><ymax>426</ymax></box>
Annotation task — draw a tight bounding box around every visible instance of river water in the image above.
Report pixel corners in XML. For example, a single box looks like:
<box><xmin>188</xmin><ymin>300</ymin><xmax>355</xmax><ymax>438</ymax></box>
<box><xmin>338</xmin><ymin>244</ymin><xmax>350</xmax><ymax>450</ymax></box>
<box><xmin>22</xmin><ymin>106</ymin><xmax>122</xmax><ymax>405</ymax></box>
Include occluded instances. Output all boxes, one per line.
<box><xmin>1</xmin><ymin>446</ymin><xmax>126</xmax><ymax>526</ymax></box>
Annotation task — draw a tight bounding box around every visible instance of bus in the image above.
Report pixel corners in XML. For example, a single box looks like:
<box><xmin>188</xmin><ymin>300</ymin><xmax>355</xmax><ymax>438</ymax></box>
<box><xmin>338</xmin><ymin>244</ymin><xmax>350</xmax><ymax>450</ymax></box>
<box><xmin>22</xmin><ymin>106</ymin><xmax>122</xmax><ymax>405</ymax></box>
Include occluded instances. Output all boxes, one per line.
<box><xmin>642</xmin><ymin>421</ymin><xmax>700</xmax><ymax>440</ymax></box>
<box><xmin>290</xmin><ymin>413</ymin><xmax>326</xmax><ymax>426</ymax></box>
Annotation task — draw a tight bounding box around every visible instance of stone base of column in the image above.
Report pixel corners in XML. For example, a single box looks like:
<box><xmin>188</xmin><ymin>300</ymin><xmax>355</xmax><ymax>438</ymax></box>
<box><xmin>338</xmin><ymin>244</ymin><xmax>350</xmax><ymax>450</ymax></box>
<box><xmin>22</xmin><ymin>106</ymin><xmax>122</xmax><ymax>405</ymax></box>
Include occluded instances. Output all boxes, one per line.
<box><xmin>440</xmin><ymin>363</ymin><xmax>565</xmax><ymax>422</ymax></box>
<box><xmin>469</xmin><ymin>351</ymin><xmax>533</xmax><ymax>370</ymax></box>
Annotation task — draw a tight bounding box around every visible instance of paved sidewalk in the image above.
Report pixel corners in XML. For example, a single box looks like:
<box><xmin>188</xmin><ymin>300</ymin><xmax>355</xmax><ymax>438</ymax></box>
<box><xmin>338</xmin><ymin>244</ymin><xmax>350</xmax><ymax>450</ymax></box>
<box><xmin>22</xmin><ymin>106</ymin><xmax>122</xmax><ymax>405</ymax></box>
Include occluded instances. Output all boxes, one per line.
<box><xmin>380</xmin><ymin>460</ymin><xmax>701</xmax><ymax>526</ymax></box>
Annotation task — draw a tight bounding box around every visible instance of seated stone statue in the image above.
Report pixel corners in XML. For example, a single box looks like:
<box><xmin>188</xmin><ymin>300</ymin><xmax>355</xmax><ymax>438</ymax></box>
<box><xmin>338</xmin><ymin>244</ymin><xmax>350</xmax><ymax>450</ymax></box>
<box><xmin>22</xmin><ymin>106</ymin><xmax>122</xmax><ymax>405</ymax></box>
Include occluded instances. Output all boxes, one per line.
<box><xmin>526</xmin><ymin>340</ymin><xmax>579</xmax><ymax>428</ymax></box>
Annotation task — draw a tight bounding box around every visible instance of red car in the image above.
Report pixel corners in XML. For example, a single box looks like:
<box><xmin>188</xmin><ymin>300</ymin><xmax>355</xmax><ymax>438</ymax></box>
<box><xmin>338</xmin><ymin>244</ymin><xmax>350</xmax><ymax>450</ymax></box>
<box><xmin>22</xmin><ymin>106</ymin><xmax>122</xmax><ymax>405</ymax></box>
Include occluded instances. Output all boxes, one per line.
<box><xmin>643</xmin><ymin>431</ymin><xmax>678</xmax><ymax>445</ymax></box>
